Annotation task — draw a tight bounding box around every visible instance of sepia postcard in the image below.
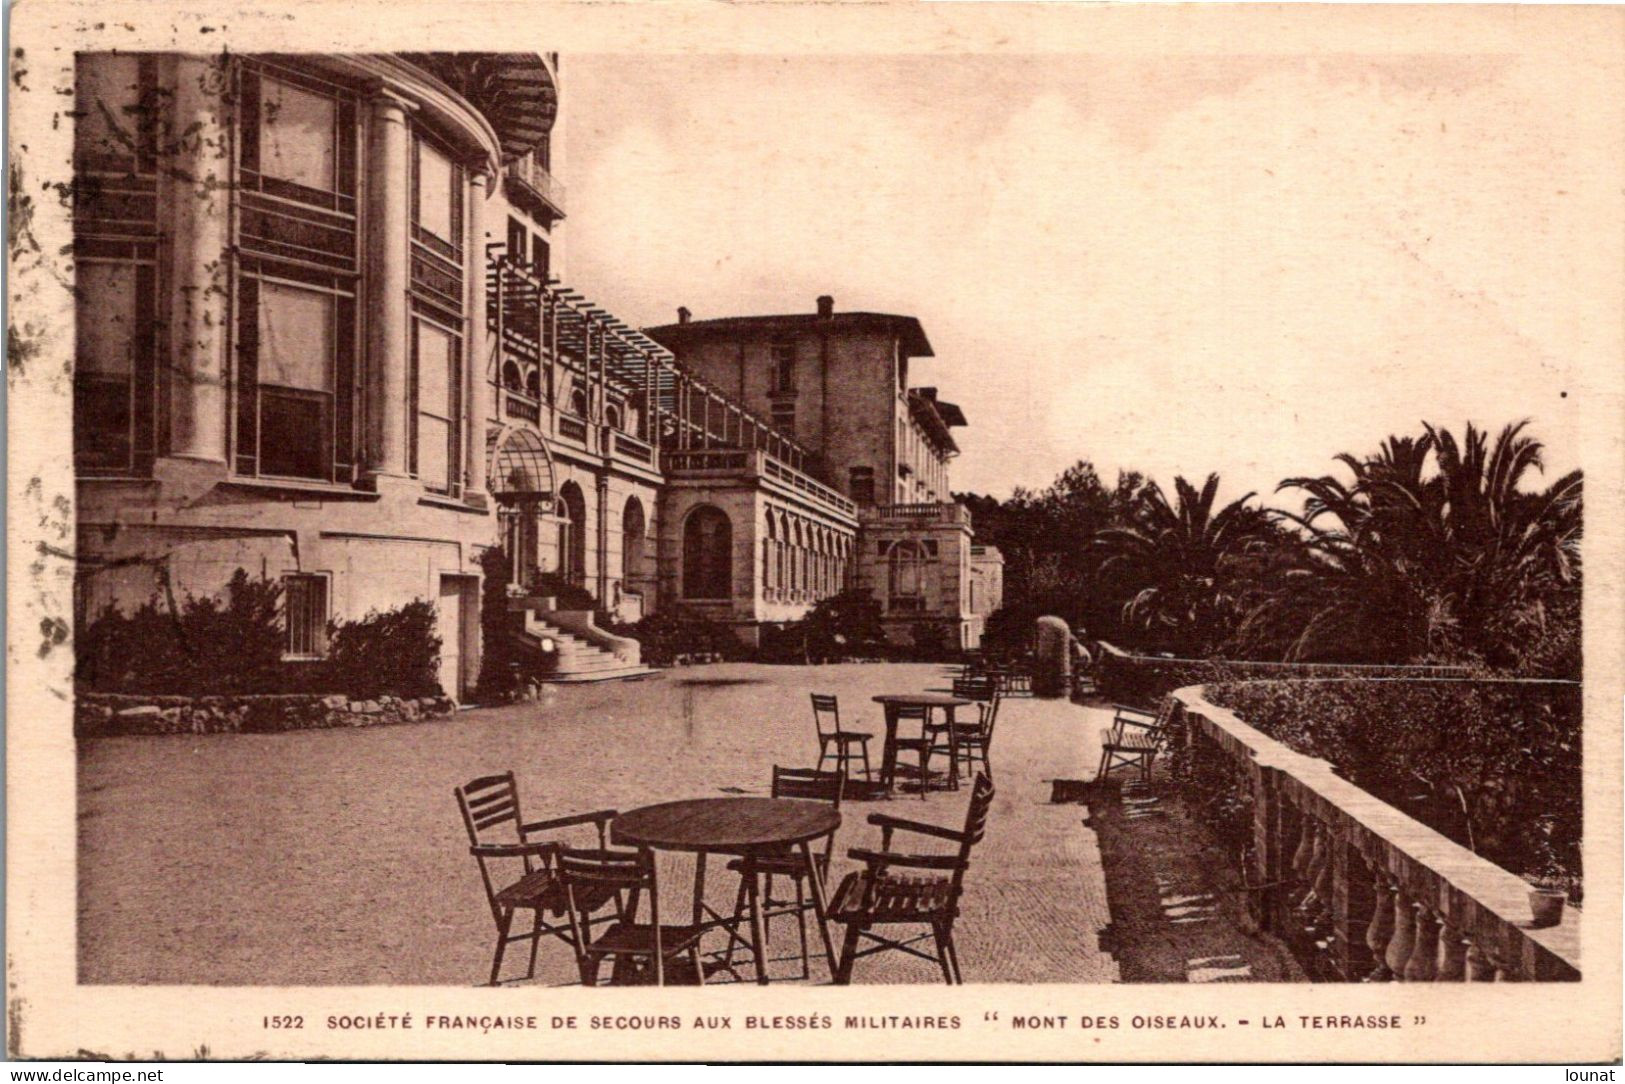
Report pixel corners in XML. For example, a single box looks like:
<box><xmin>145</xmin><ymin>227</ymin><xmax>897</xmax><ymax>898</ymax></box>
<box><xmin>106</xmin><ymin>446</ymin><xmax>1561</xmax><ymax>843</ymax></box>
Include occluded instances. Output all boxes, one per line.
<box><xmin>6</xmin><ymin>0</ymin><xmax>1623</xmax><ymax>1064</ymax></box>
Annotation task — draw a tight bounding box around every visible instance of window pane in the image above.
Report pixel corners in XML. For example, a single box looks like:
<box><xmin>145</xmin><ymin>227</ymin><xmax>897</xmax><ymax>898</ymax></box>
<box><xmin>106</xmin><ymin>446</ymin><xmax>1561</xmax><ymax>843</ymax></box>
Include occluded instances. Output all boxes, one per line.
<box><xmin>258</xmin><ymin>281</ymin><xmax>334</xmax><ymax>391</ymax></box>
<box><xmin>417</xmin><ymin>415</ymin><xmax>450</xmax><ymax>490</ymax></box>
<box><xmin>416</xmin><ymin>320</ymin><xmax>453</xmax><ymax>417</ymax></box>
<box><xmin>77</xmin><ymin>262</ymin><xmax>138</xmax><ymax>375</ymax></box>
<box><xmin>261</xmin><ymin>78</ymin><xmax>336</xmax><ymax>190</ymax></box>
<box><xmin>417</xmin><ymin>141</ymin><xmax>454</xmax><ymax>240</ymax></box>
<box><xmin>260</xmin><ymin>391</ymin><xmax>328</xmax><ymax>479</ymax></box>
<box><xmin>284</xmin><ymin>575</ymin><xmax>328</xmax><ymax>657</ymax></box>
<box><xmin>76</xmin><ymin>55</ymin><xmax>141</xmax><ymax>166</ymax></box>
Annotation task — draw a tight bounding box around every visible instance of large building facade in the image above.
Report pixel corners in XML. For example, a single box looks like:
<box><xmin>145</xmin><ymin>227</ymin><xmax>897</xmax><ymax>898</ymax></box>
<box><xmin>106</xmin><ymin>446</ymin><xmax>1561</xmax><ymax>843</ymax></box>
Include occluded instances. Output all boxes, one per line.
<box><xmin>71</xmin><ymin>51</ymin><xmax>989</xmax><ymax>699</ymax></box>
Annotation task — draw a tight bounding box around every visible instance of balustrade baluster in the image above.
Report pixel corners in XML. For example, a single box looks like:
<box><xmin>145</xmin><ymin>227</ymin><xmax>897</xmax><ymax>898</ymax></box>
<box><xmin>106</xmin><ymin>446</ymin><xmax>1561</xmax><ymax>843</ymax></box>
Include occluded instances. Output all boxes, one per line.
<box><xmin>1291</xmin><ymin>813</ymin><xmax>1314</xmax><ymax>883</ymax></box>
<box><xmin>1403</xmin><ymin>905</ymin><xmax>1439</xmax><ymax>982</ymax></box>
<box><xmin>1436</xmin><ymin>918</ymin><xmax>1467</xmax><ymax>981</ymax></box>
<box><xmin>1384</xmin><ymin>887</ymin><xmax>1416</xmax><ymax>980</ymax></box>
<box><xmin>1311</xmin><ymin>825</ymin><xmax>1335</xmax><ymax>922</ymax></box>
<box><xmin>1364</xmin><ymin>874</ymin><xmax>1396</xmax><ymax>981</ymax></box>
<box><xmin>1299</xmin><ymin>822</ymin><xmax>1327</xmax><ymax>913</ymax></box>
<box><xmin>1464</xmin><ymin>939</ymin><xmax>1496</xmax><ymax>982</ymax></box>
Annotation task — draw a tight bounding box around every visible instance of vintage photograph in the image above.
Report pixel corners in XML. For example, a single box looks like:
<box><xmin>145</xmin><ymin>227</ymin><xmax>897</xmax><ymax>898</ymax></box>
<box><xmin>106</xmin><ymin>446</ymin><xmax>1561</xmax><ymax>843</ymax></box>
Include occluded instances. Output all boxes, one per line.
<box><xmin>8</xmin><ymin>0</ymin><xmax>1622</xmax><ymax>1064</ymax></box>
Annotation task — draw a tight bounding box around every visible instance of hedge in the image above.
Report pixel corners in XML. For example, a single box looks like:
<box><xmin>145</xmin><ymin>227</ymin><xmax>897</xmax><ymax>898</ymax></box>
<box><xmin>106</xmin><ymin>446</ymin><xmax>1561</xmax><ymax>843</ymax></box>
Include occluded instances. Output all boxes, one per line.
<box><xmin>1204</xmin><ymin>678</ymin><xmax>1582</xmax><ymax>897</ymax></box>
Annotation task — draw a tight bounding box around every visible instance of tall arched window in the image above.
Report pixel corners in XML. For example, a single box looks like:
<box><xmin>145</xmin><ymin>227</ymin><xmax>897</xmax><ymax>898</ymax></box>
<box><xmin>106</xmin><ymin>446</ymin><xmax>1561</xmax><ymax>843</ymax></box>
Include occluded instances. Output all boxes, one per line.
<box><xmin>763</xmin><ymin>515</ymin><xmax>777</xmax><ymax>596</ymax></box>
<box><xmin>558</xmin><ymin>481</ymin><xmax>586</xmax><ymax>587</ymax></box>
<box><xmin>622</xmin><ymin>496</ymin><xmax>646</xmax><ymax>591</ymax></box>
<box><xmin>682</xmin><ymin>505</ymin><xmax>732</xmax><ymax>600</ymax></box>
<box><xmin>888</xmin><ymin>541</ymin><xmax>926</xmax><ymax>611</ymax></box>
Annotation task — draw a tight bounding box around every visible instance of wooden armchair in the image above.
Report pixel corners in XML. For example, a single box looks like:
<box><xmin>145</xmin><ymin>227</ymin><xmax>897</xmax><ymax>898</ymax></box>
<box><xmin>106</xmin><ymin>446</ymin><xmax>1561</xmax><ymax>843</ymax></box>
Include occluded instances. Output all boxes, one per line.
<box><xmin>1096</xmin><ymin>700</ymin><xmax>1174</xmax><ymax>782</ymax></box>
<box><xmin>829</xmin><ymin>774</ymin><xmax>994</xmax><ymax>984</ymax></box>
<box><xmin>454</xmin><ymin>772</ymin><xmax>620</xmax><ymax>985</ymax></box>
<box><xmin>556</xmin><ymin>847</ymin><xmax>705</xmax><ymax>987</ymax></box>
<box><xmin>811</xmin><ymin>693</ymin><xmax>874</xmax><ymax>780</ymax></box>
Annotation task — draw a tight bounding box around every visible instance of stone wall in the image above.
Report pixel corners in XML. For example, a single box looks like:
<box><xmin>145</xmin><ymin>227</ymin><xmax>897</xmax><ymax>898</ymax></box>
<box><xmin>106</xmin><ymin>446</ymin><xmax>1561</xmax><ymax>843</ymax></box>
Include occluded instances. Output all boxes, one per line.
<box><xmin>76</xmin><ymin>692</ymin><xmax>455</xmax><ymax>738</ymax></box>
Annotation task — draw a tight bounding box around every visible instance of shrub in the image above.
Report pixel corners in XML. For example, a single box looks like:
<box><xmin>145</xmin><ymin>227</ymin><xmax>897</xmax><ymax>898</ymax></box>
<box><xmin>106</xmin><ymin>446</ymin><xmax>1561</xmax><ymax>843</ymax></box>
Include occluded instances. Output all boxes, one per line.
<box><xmin>909</xmin><ymin>621</ymin><xmax>951</xmax><ymax>662</ymax></box>
<box><xmin>527</xmin><ymin>570</ymin><xmax>597</xmax><ymax>612</ymax></box>
<box><xmin>604</xmin><ymin>609</ymin><xmax>744</xmax><ymax>668</ymax></box>
<box><xmin>323</xmin><ymin>599</ymin><xmax>443</xmax><ymax>700</ymax></box>
<box><xmin>1094</xmin><ymin>644</ymin><xmax>1470</xmax><ymax>708</ymax></box>
<box><xmin>1205</xmin><ymin>678</ymin><xmax>1582</xmax><ymax>897</ymax></box>
<box><xmin>76</xmin><ymin>570</ymin><xmax>299</xmax><ymax>695</ymax></box>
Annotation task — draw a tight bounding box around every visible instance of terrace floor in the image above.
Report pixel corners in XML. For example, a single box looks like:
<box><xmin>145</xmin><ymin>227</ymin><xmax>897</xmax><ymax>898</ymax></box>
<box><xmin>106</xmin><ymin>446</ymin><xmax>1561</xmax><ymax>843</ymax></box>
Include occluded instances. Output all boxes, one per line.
<box><xmin>77</xmin><ymin>662</ymin><xmax>1285</xmax><ymax>985</ymax></box>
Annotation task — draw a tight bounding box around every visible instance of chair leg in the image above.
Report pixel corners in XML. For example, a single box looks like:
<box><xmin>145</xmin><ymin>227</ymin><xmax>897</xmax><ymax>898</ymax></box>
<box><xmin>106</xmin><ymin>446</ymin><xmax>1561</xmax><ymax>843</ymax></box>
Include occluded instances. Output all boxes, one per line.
<box><xmin>835</xmin><ymin>923</ymin><xmax>863</xmax><ymax>985</ymax></box>
<box><xmin>526</xmin><ymin>910</ymin><xmax>543</xmax><ymax>979</ymax></box>
<box><xmin>746</xmin><ymin>870</ymin><xmax>770</xmax><ymax>985</ymax></box>
<box><xmin>861</xmin><ymin>741</ymin><xmax>873</xmax><ymax>781</ymax></box>
<box><xmin>944</xmin><ymin>929</ymin><xmax>963</xmax><ymax>984</ymax></box>
<box><xmin>691</xmin><ymin>945</ymin><xmax>707</xmax><ymax>987</ymax></box>
<box><xmin>931</xmin><ymin>922</ymin><xmax>955</xmax><ymax>985</ymax></box>
<box><xmin>489</xmin><ymin>909</ymin><xmax>513</xmax><ymax>986</ymax></box>
<box><xmin>579</xmin><ymin>952</ymin><xmax>603</xmax><ymax>988</ymax></box>
<box><xmin>919</xmin><ymin>744</ymin><xmax>931</xmax><ymax>799</ymax></box>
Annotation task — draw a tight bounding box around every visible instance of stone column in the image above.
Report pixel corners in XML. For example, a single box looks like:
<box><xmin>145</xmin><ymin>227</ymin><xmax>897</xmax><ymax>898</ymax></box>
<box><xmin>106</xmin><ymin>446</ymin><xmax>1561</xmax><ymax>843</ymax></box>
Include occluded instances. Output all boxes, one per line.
<box><xmin>167</xmin><ymin>55</ymin><xmax>230</xmax><ymax>463</ymax></box>
<box><xmin>465</xmin><ymin>167</ymin><xmax>492</xmax><ymax>499</ymax></box>
<box><xmin>365</xmin><ymin>91</ymin><xmax>413</xmax><ymax>481</ymax></box>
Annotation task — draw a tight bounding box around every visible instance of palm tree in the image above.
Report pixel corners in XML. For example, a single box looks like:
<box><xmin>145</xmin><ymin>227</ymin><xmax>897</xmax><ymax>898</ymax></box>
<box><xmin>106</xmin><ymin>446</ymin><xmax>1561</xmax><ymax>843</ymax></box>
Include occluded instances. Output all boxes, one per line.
<box><xmin>1095</xmin><ymin>473</ymin><xmax>1268</xmax><ymax>655</ymax></box>
<box><xmin>1250</xmin><ymin>421</ymin><xmax>1581</xmax><ymax>670</ymax></box>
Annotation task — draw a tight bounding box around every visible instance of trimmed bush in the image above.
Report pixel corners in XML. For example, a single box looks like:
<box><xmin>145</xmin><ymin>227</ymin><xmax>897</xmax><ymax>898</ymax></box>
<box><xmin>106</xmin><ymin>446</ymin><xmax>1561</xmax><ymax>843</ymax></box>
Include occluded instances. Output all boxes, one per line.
<box><xmin>322</xmin><ymin>600</ymin><xmax>442</xmax><ymax>700</ymax></box>
<box><xmin>1205</xmin><ymin>678</ymin><xmax>1581</xmax><ymax>897</ymax></box>
<box><xmin>603</xmin><ymin>609</ymin><xmax>744</xmax><ymax>668</ymax></box>
<box><xmin>528</xmin><ymin>570</ymin><xmax>597</xmax><ymax>612</ymax></box>
<box><xmin>1094</xmin><ymin>643</ymin><xmax>1471</xmax><ymax>708</ymax></box>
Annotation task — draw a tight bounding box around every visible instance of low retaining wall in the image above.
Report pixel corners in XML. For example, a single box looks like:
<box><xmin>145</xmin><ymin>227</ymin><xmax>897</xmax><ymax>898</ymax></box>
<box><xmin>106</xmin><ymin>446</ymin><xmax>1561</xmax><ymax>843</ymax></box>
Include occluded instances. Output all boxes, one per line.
<box><xmin>1093</xmin><ymin>641</ymin><xmax>1471</xmax><ymax>707</ymax></box>
<box><xmin>76</xmin><ymin>692</ymin><xmax>456</xmax><ymax>737</ymax></box>
<box><xmin>1171</xmin><ymin>685</ymin><xmax>1580</xmax><ymax>982</ymax></box>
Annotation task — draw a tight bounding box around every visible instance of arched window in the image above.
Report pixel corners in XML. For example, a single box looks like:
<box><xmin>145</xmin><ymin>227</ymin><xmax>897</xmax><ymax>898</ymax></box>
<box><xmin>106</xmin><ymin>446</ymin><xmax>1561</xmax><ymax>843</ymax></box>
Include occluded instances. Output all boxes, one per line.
<box><xmin>569</xmin><ymin>387</ymin><xmax>587</xmax><ymax>417</ymax></box>
<box><xmin>558</xmin><ymin>481</ymin><xmax>586</xmax><ymax>587</ymax></box>
<box><xmin>605</xmin><ymin>403</ymin><xmax>622</xmax><ymax>431</ymax></box>
<box><xmin>524</xmin><ymin>367</ymin><xmax>541</xmax><ymax>399</ymax></box>
<box><xmin>682</xmin><ymin>505</ymin><xmax>732</xmax><ymax>600</ymax></box>
<box><xmin>622</xmin><ymin>497</ymin><xmax>646</xmax><ymax>590</ymax></box>
<box><xmin>502</xmin><ymin>360</ymin><xmax>523</xmax><ymax>391</ymax></box>
<box><xmin>775</xmin><ymin>513</ymin><xmax>787</xmax><ymax>597</ymax></box>
<box><xmin>763</xmin><ymin>515</ymin><xmax>777</xmax><ymax>595</ymax></box>
<box><xmin>888</xmin><ymin>541</ymin><xmax>925</xmax><ymax>611</ymax></box>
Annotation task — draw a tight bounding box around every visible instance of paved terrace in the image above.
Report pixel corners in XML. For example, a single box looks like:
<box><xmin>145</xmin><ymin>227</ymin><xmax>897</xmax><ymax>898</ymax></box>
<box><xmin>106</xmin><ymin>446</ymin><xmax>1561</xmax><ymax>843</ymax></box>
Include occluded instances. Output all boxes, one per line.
<box><xmin>80</xmin><ymin>663</ymin><xmax>1119</xmax><ymax>985</ymax></box>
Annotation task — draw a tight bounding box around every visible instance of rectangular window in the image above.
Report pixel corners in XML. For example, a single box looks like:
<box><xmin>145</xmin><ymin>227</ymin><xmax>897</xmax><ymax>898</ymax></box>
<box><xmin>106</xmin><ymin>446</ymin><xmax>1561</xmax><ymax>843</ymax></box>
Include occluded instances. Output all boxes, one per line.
<box><xmin>283</xmin><ymin>574</ymin><xmax>329</xmax><ymax>659</ymax></box>
<box><xmin>532</xmin><ymin>235</ymin><xmax>551</xmax><ymax>282</ymax></box>
<box><xmin>75</xmin><ymin>258</ymin><xmax>153</xmax><ymax>472</ymax></box>
<box><xmin>75</xmin><ymin>54</ymin><xmax>155</xmax><ymax>172</ymax></box>
<box><xmin>506</xmin><ymin>217</ymin><xmax>528</xmax><ymax>263</ymax></box>
<box><xmin>415</xmin><ymin>139</ymin><xmax>458</xmax><ymax>244</ymax></box>
<box><xmin>255</xmin><ymin>279</ymin><xmax>336</xmax><ymax>480</ymax></box>
<box><xmin>771</xmin><ymin>401</ymin><xmax>795</xmax><ymax>434</ymax></box>
<box><xmin>260</xmin><ymin>76</ymin><xmax>337</xmax><ymax>192</ymax></box>
<box><xmin>849</xmin><ymin>467</ymin><xmax>875</xmax><ymax>505</ymax></box>
<box><xmin>413</xmin><ymin>316</ymin><xmax>461</xmax><ymax>493</ymax></box>
<box><xmin>770</xmin><ymin>340</ymin><xmax>795</xmax><ymax>393</ymax></box>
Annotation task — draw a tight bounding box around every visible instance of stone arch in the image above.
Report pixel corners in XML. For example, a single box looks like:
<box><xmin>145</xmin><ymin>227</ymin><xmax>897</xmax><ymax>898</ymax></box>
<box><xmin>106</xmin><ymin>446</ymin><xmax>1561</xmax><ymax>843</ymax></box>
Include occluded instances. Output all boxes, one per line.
<box><xmin>557</xmin><ymin>480</ymin><xmax>587</xmax><ymax>586</ymax></box>
<box><xmin>682</xmin><ymin>504</ymin><xmax>733</xmax><ymax>600</ymax></box>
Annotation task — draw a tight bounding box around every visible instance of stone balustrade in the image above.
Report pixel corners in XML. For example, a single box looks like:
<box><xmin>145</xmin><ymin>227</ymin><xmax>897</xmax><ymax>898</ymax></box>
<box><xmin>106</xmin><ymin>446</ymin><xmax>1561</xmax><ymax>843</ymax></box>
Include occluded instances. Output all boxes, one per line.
<box><xmin>1171</xmin><ymin>685</ymin><xmax>1580</xmax><ymax>982</ymax></box>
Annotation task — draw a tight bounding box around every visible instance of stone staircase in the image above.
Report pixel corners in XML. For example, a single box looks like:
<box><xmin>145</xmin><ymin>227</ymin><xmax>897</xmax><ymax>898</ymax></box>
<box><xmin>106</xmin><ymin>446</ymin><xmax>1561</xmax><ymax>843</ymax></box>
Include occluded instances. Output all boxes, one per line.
<box><xmin>513</xmin><ymin>610</ymin><xmax>659</xmax><ymax>684</ymax></box>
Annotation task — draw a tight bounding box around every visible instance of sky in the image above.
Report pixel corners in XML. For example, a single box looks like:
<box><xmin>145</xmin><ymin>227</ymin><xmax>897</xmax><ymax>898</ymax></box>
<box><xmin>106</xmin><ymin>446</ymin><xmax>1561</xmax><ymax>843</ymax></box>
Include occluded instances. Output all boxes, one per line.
<box><xmin>558</xmin><ymin>52</ymin><xmax>1599</xmax><ymax>505</ymax></box>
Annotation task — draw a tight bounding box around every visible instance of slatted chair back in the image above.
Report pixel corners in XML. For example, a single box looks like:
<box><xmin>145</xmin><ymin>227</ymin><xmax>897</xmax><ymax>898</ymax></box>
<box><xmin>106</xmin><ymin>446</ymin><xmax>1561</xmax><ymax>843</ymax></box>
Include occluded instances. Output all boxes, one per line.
<box><xmin>893</xmin><ymin>702</ymin><xmax>929</xmax><ymax>739</ymax></box>
<box><xmin>771</xmin><ymin>765</ymin><xmax>845</xmax><ymax>810</ymax></box>
<box><xmin>456</xmin><ymin>773</ymin><xmax>530</xmax><ymax>919</ymax></box>
<box><xmin>949</xmin><ymin>773</ymin><xmax>996</xmax><ymax>902</ymax></box>
<box><xmin>810</xmin><ymin>693</ymin><xmax>842</xmax><ymax>742</ymax></box>
<box><xmin>976</xmin><ymin>689</ymin><xmax>1003</xmax><ymax>741</ymax></box>
<box><xmin>556</xmin><ymin>847</ymin><xmax>655</xmax><ymax>965</ymax></box>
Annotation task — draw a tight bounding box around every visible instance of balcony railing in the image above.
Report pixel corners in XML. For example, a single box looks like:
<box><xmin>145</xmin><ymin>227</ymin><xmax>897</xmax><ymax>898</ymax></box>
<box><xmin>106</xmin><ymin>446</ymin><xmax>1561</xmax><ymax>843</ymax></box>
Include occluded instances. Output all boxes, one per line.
<box><xmin>507</xmin><ymin>152</ymin><xmax>567</xmax><ymax>218</ymax></box>
<box><xmin>663</xmin><ymin>447</ymin><xmax>857</xmax><ymax>519</ymax></box>
<box><xmin>500</xmin><ymin>388</ymin><xmax>541</xmax><ymax>424</ymax></box>
<box><xmin>1171</xmin><ymin>686</ymin><xmax>1579</xmax><ymax>982</ymax></box>
<box><xmin>611</xmin><ymin>431</ymin><xmax>655</xmax><ymax>465</ymax></box>
<box><xmin>862</xmin><ymin>501</ymin><xmax>971</xmax><ymax>528</ymax></box>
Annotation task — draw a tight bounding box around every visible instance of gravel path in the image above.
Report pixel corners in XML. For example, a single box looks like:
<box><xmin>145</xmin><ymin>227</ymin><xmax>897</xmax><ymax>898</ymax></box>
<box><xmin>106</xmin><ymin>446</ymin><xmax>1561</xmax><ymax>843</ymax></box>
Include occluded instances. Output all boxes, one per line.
<box><xmin>78</xmin><ymin>663</ymin><xmax>1121</xmax><ymax>986</ymax></box>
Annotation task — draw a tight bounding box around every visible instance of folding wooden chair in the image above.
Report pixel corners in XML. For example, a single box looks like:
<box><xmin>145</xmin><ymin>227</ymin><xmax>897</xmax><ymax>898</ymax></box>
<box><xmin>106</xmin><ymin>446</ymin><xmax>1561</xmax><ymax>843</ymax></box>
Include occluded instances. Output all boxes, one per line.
<box><xmin>829</xmin><ymin>774</ymin><xmax>994</xmax><ymax>984</ymax></box>
<box><xmin>811</xmin><ymin>693</ymin><xmax>874</xmax><ymax>780</ymax></box>
<box><xmin>557</xmin><ymin>847</ymin><xmax>706</xmax><ymax>987</ymax></box>
<box><xmin>723</xmin><ymin>766</ymin><xmax>845</xmax><ymax>980</ymax></box>
<box><xmin>454</xmin><ymin>772</ymin><xmax>621</xmax><ymax>985</ymax></box>
<box><xmin>1096</xmin><ymin>701</ymin><xmax>1174</xmax><ymax>782</ymax></box>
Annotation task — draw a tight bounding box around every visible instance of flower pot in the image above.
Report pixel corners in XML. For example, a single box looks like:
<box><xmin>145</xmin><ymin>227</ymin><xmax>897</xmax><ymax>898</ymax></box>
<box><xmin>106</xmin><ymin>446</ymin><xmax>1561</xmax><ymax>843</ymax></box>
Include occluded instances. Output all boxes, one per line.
<box><xmin>1528</xmin><ymin>888</ymin><xmax>1566</xmax><ymax>928</ymax></box>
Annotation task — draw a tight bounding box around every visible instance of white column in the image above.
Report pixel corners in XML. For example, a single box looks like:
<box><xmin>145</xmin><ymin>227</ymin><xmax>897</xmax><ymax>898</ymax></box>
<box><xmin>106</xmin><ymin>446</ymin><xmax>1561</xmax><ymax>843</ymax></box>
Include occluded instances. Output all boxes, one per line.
<box><xmin>465</xmin><ymin>167</ymin><xmax>491</xmax><ymax>498</ymax></box>
<box><xmin>167</xmin><ymin>56</ymin><xmax>230</xmax><ymax>462</ymax></box>
<box><xmin>365</xmin><ymin>92</ymin><xmax>413</xmax><ymax>479</ymax></box>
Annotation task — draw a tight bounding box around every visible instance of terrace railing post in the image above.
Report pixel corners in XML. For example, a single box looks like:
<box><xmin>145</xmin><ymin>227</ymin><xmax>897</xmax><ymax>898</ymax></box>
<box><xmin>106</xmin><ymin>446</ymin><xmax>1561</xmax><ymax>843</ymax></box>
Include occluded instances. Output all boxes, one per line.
<box><xmin>1330</xmin><ymin>830</ymin><xmax>1372</xmax><ymax>980</ymax></box>
<box><xmin>1437</xmin><ymin>916</ymin><xmax>1467</xmax><ymax>981</ymax></box>
<box><xmin>1403</xmin><ymin>903</ymin><xmax>1440</xmax><ymax>982</ymax></box>
<box><xmin>1384</xmin><ymin>886</ymin><xmax>1416</xmax><ymax>980</ymax></box>
<box><xmin>1364</xmin><ymin>872</ymin><xmax>1397</xmax><ymax>981</ymax></box>
<box><xmin>1252</xmin><ymin>764</ymin><xmax>1286</xmax><ymax>935</ymax></box>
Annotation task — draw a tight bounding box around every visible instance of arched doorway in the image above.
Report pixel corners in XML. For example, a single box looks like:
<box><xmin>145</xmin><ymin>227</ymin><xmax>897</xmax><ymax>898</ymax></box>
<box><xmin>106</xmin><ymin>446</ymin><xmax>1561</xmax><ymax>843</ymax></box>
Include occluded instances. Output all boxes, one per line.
<box><xmin>488</xmin><ymin>426</ymin><xmax>555</xmax><ymax>591</ymax></box>
<box><xmin>888</xmin><ymin>540</ymin><xmax>926</xmax><ymax>612</ymax></box>
<box><xmin>558</xmin><ymin>481</ymin><xmax>587</xmax><ymax>587</ymax></box>
<box><xmin>622</xmin><ymin>496</ymin><xmax>647</xmax><ymax>596</ymax></box>
<box><xmin>682</xmin><ymin>505</ymin><xmax>732</xmax><ymax>600</ymax></box>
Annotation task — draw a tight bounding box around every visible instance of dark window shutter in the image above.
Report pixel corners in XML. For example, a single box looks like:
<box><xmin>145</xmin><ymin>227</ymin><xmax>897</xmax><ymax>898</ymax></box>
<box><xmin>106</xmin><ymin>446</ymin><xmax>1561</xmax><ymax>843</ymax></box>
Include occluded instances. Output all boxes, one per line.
<box><xmin>334</xmin><ymin>294</ymin><xmax>355</xmax><ymax>482</ymax></box>
<box><xmin>239</xmin><ymin>69</ymin><xmax>261</xmax><ymax>175</ymax></box>
<box><xmin>235</xmin><ymin>276</ymin><xmax>259</xmax><ymax>475</ymax></box>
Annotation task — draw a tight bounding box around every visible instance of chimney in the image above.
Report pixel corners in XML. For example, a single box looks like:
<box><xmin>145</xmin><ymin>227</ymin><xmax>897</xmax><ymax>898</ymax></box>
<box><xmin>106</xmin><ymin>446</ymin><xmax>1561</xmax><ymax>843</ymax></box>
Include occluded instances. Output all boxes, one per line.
<box><xmin>677</xmin><ymin>306</ymin><xmax>691</xmax><ymax>325</ymax></box>
<box><xmin>816</xmin><ymin>295</ymin><xmax>834</xmax><ymax>319</ymax></box>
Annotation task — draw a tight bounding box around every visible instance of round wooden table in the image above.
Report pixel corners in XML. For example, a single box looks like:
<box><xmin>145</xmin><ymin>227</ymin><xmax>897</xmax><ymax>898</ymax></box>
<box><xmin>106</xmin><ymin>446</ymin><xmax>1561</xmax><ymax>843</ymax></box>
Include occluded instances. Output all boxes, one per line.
<box><xmin>871</xmin><ymin>693</ymin><xmax>973</xmax><ymax>794</ymax></box>
<box><xmin>613</xmin><ymin>797</ymin><xmax>842</xmax><ymax>984</ymax></box>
